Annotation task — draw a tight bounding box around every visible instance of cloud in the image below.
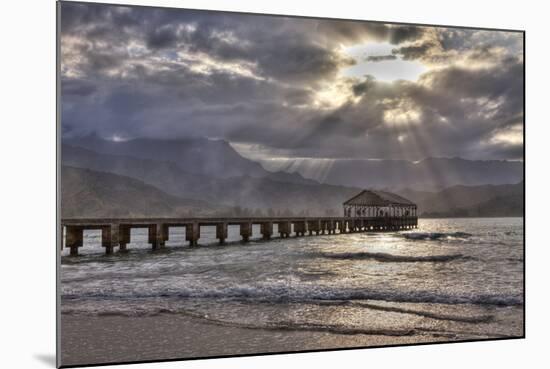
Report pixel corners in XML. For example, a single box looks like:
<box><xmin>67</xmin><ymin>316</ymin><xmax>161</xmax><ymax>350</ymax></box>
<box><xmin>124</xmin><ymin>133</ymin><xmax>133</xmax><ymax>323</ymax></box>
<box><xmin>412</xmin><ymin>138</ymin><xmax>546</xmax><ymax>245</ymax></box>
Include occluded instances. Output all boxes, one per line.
<box><xmin>60</xmin><ymin>2</ymin><xmax>524</xmax><ymax>162</ymax></box>
<box><xmin>365</xmin><ymin>54</ymin><xmax>397</xmax><ymax>62</ymax></box>
<box><xmin>391</xmin><ymin>28</ymin><xmax>523</xmax><ymax>67</ymax></box>
<box><xmin>146</xmin><ymin>24</ymin><xmax>181</xmax><ymax>49</ymax></box>
<box><xmin>388</xmin><ymin>25</ymin><xmax>426</xmax><ymax>44</ymax></box>
<box><xmin>392</xmin><ymin>41</ymin><xmax>438</xmax><ymax>61</ymax></box>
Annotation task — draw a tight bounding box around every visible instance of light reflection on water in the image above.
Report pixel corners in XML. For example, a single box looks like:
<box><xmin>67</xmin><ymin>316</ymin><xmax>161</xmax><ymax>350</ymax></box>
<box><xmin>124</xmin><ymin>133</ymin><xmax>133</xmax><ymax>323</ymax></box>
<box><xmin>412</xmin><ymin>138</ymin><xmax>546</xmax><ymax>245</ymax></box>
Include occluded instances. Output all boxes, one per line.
<box><xmin>61</xmin><ymin>218</ymin><xmax>524</xmax><ymax>340</ymax></box>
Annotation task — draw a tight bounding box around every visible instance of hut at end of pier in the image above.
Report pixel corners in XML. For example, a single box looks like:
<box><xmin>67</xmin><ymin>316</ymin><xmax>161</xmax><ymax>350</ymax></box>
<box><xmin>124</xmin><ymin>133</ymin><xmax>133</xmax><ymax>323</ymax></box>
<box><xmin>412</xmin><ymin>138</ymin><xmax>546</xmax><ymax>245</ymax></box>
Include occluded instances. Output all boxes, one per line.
<box><xmin>343</xmin><ymin>190</ymin><xmax>417</xmax><ymax>218</ymax></box>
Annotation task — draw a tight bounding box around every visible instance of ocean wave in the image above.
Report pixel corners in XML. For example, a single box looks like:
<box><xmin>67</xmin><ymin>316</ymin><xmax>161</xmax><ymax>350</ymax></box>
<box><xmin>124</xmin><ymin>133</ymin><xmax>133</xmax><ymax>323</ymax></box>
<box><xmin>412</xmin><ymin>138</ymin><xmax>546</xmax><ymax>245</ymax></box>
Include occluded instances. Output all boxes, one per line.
<box><xmin>254</xmin><ymin>322</ymin><xmax>416</xmax><ymax>336</ymax></box>
<box><xmin>61</xmin><ymin>267</ymin><xmax>215</xmax><ymax>283</ymax></box>
<box><xmin>403</xmin><ymin>232</ymin><xmax>473</xmax><ymax>241</ymax></box>
<box><xmin>310</xmin><ymin>300</ymin><xmax>493</xmax><ymax>323</ymax></box>
<box><xmin>317</xmin><ymin>252</ymin><xmax>475</xmax><ymax>263</ymax></box>
<box><xmin>61</xmin><ymin>306</ymin><xmax>416</xmax><ymax>337</ymax></box>
<box><xmin>506</xmin><ymin>257</ymin><xmax>524</xmax><ymax>263</ymax></box>
<box><xmin>414</xmin><ymin>327</ymin><xmax>513</xmax><ymax>339</ymax></box>
<box><xmin>62</xmin><ymin>284</ymin><xmax>523</xmax><ymax>307</ymax></box>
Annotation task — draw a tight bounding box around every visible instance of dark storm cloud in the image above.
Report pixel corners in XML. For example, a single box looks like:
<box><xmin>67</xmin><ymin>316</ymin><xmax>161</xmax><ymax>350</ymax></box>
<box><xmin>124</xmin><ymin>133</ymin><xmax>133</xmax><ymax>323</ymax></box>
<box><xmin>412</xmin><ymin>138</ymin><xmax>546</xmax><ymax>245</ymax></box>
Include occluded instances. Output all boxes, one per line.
<box><xmin>61</xmin><ymin>3</ymin><xmax>359</xmax><ymax>86</ymax></box>
<box><xmin>60</xmin><ymin>2</ymin><xmax>140</xmax><ymax>31</ymax></box>
<box><xmin>391</xmin><ymin>27</ymin><xmax>523</xmax><ymax>66</ymax></box>
<box><xmin>313</xmin><ymin>21</ymin><xmax>427</xmax><ymax>46</ymax></box>
<box><xmin>392</xmin><ymin>42</ymin><xmax>438</xmax><ymax>61</ymax></box>
<box><xmin>146</xmin><ymin>24</ymin><xmax>180</xmax><ymax>49</ymax></box>
<box><xmin>60</xmin><ymin>2</ymin><xmax>524</xmax><ymax>161</ymax></box>
<box><xmin>365</xmin><ymin>54</ymin><xmax>397</xmax><ymax>62</ymax></box>
<box><xmin>259</xmin><ymin>41</ymin><xmax>355</xmax><ymax>83</ymax></box>
<box><xmin>389</xmin><ymin>25</ymin><xmax>426</xmax><ymax>44</ymax></box>
<box><xmin>351</xmin><ymin>75</ymin><xmax>377</xmax><ymax>96</ymax></box>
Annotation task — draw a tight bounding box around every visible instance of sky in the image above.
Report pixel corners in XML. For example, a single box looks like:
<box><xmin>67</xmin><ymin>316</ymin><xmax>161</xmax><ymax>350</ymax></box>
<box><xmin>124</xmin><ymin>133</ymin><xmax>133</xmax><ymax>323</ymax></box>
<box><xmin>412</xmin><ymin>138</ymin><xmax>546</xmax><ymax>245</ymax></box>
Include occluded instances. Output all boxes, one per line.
<box><xmin>60</xmin><ymin>2</ymin><xmax>524</xmax><ymax>163</ymax></box>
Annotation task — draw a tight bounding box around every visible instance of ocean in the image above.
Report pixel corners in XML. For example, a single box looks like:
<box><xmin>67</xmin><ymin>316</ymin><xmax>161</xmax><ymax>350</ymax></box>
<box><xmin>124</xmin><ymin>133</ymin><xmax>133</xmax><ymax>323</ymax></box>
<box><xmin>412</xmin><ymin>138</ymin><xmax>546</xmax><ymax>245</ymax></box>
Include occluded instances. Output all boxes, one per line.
<box><xmin>60</xmin><ymin>218</ymin><xmax>524</xmax><ymax>364</ymax></box>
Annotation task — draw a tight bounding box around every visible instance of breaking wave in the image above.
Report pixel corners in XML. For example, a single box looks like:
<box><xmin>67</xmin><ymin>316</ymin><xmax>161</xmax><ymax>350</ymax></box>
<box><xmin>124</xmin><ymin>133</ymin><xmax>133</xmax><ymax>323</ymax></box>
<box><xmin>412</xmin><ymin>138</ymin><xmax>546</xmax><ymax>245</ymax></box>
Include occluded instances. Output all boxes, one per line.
<box><xmin>310</xmin><ymin>300</ymin><xmax>494</xmax><ymax>323</ymax></box>
<box><xmin>403</xmin><ymin>232</ymin><xmax>473</xmax><ymax>241</ymax></box>
<box><xmin>62</xmin><ymin>305</ymin><xmax>417</xmax><ymax>337</ymax></box>
<box><xmin>317</xmin><ymin>252</ymin><xmax>475</xmax><ymax>263</ymax></box>
<box><xmin>62</xmin><ymin>284</ymin><xmax>523</xmax><ymax>307</ymax></box>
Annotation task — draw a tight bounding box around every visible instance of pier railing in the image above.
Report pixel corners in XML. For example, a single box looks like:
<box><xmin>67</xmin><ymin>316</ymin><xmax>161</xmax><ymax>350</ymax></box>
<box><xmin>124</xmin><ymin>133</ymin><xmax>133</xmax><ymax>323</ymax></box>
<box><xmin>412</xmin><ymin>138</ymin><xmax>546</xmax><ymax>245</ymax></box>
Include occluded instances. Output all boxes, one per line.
<box><xmin>60</xmin><ymin>216</ymin><xmax>418</xmax><ymax>255</ymax></box>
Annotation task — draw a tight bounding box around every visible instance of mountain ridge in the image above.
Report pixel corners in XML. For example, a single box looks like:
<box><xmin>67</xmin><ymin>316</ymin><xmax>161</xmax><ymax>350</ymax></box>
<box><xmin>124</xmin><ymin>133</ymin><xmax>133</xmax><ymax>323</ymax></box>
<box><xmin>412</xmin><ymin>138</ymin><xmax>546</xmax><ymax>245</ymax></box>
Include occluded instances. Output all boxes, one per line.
<box><xmin>61</xmin><ymin>144</ymin><xmax>361</xmax><ymax>215</ymax></box>
<box><xmin>266</xmin><ymin>156</ymin><xmax>523</xmax><ymax>190</ymax></box>
<box><xmin>65</xmin><ymin>134</ymin><xmax>317</xmax><ymax>185</ymax></box>
<box><xmin>61</xmin><ymin>135</ymin><xmax>524</xmax><ymax>217</ymax></box>
<box><xmin>61</xmin><ymin>166</ymin><xmax>229</xmax><ymax>218</ymax></box>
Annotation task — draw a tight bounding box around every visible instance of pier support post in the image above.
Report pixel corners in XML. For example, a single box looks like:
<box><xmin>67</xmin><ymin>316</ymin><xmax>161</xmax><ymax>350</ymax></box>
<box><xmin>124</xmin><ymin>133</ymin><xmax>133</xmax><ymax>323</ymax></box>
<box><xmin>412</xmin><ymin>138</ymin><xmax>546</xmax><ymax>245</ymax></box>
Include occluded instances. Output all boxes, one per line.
<box><xmin>216</xmin><ymin>223</ymin><xmax>228</xmax><ymax>244</ymax></box>
<box><xmin>186</xmin><ymin>222</ymin><xmax>200</xmax><ymax>246</ymax></box>
<box><xmin>119</xmin><ymin>225</ymin><xmax>131</xmax><ymax>251</ymax></box>
<box><xmin>101</xmin><ymin>224</ymin><xmax>119</xmax><ymax>255</ymax></box>
<box><xmin>261</xmin><ymin>222</ymin><xmax>273</xmax><ymax>240</ymax></box>
<box><xmin>307</xmin><ymin>220</ymin><xmax>320</xmax><ymax>235</ymax></box>
<box><xmin>65</xmin><ymin>226</ymin><xmax>83</xmax><ymax>256</ymax></box>
<box><xmin>60</xmin><ymin>225</ymin><xmax>64</xmax><ymax>251</ymax></box>
<box><xmin>240</xmin><ymin>222</ymin><xmax>252</xmax><ymax>242</ymax></box>
<box><xmin>278</xmin><ymin>221</ymin><xmax>291</xmax><ymax>238</ymax></box>
<box><xmin>342</xmin><ymin>220</ymin><xmax>348</xmax><ymax>233</ymax></box>
<box><xmin>148</xmin><ymin>225</ymin><xmax>156</xmax><ymax>248</ymax></box>
<box><xmin>156</xmin><ymin>223</ymin><xmax>168</xmax><ymax>249</ymax></box>
<box><xmin>294</xmin><ymin>221</ymin><xmax>306</xmax><ymax>236</ymax></box>
<box><xmin>320</xmin><ymin>221</ymin><xmax>327</xmax><ymax>235</ymax></box>
<box><xmin>336</xmin><ymin>220</ymin><xmax>343</xmax><ymax>233</ymax></box>
<box><xmin>327</xmin><ymin>220</ymin><xmax>335</xmax><ymax>234</ymax></box>
<box><xmin>148</xmin><ymin>224</ymin><xmax>167</xmax><ymax>250</ymax></box>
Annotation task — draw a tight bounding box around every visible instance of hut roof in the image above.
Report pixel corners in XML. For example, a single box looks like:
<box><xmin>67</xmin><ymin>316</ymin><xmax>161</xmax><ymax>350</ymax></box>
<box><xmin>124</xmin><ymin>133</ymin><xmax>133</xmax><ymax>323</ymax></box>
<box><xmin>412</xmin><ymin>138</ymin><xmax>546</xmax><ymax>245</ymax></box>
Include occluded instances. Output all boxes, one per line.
<box><xmin>343</xmin><ymin>190</ymin><xmax>415</xmax><ymax>206</ymax></box>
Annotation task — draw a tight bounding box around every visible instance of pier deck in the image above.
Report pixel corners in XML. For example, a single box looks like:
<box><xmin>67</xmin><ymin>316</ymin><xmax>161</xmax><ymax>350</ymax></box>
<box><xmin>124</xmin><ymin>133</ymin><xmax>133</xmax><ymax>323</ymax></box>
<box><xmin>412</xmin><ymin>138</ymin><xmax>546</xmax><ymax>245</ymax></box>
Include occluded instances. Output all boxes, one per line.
<box><xmin>60</xmin><ymin>216</ymin><xmax>418</xmax><ymax>255</ymax></box>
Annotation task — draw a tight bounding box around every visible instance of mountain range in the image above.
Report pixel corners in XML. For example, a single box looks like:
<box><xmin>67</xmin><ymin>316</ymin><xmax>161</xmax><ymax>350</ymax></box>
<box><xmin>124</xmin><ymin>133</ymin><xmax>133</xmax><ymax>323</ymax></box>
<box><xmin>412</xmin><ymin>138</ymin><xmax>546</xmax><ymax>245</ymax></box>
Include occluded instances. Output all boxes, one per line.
<box><xmin>61</xmin><ymin>135</ymin><xmax>524</xmax><ymax>218</ymax></box>
<box><xmin>400</xmin><ymin>182</ymin><xmax>523</xmax><ymax>218</ymax></box>
<box><xmin>61</xmin><ymin>166</ymin><xmax>228</xmax><ymax>218</ymax></box>
<box><xmin>268</xmin><ymin>156</ymin><xmax>523</xmax><ymax>191</ymax></box>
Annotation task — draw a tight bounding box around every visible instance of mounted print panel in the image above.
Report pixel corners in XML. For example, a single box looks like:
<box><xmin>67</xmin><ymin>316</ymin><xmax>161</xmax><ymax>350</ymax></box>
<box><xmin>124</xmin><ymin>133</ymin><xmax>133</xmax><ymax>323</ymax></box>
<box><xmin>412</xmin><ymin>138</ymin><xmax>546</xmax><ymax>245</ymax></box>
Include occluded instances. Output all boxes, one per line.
<box><xmin>57</xmin><ymin>1</ymin><xmax>524</xmax><ymax>367</ymax></box>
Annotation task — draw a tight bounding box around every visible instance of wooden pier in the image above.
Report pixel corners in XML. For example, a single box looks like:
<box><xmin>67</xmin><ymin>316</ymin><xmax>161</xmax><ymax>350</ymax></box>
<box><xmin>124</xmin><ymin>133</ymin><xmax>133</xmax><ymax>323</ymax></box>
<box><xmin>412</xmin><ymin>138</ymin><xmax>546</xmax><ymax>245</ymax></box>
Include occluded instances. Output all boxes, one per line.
<box><xmin>60</xmin><ymin>216</ymin><xmax>418</xmax><ymax>255</ymax></box>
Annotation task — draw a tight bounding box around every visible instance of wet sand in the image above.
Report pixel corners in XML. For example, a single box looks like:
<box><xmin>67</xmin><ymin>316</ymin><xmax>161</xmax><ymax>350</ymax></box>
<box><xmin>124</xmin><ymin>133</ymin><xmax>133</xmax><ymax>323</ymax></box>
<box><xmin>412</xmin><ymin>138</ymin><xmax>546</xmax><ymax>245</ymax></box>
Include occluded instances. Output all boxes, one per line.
<box><xmin>61</xmin><ymin>313</ymin><xmax>465</xmax><ymax>367</ymax></box>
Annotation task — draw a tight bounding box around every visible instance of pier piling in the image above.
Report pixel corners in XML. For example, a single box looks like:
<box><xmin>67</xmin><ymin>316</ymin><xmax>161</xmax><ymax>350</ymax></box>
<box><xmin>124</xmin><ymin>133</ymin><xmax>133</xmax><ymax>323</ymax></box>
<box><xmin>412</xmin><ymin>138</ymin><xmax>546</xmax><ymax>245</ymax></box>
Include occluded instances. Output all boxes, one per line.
<box><xmin>307</xmin><ymin>220</ymin><xmax>320</xmax><ymax>236</ymax></box>
<box><xmin>278</xmin><ymin>221</ymin><xmax>291</xmax><ymax>238</ymax></box>
<box><xmin>186</xmin><ymin>222</ymin><xmax>200</xmax><ymax>246</ymax></box>
<box><xmin>65</xmin><ymin>226</ymin><xmax>83</xmax><ymax>256</ymax></box>
<box><xmin>327</xmin><ymin>220</ymin><xmax>335</xmax><ymax>234</ymax></box>
<box><xmin>294</xmin><ymin>221</ymin><xmax>306</xmax><ymax>237</ymax></box>
<box><xmin>261</xmin><ymin>222</ymin><xmax>273</xmax><ymax>240</ymax></box>
<box><xmin>240</xmin><ymin>222</ymin><xmax>252</xmax><ymax>242</ymax></box>
<box><xmin>216</xmin><ymin>223</ymin><xmax>228</xmax><ymax>244</ymax></box>
<box><xmin>101</xmin><ymin>224</ymin><xmax>119</xmax><ymax>254</ymax></box>
<box><xmin>148</xmin><ymin>225</ymin><xmax>157</xmax><ymax>249</ymax></box>
<box><xmin>119</xmin><ymin>225</ymin><xmax>131</xmax><ymax>251</ymax></box>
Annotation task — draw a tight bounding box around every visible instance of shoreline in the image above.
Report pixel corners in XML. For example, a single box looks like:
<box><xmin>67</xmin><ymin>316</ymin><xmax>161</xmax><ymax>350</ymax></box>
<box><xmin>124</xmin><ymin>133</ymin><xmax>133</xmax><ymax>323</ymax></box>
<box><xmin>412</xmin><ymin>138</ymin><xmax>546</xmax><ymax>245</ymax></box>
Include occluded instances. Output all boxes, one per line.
<box><xmin>60</xmin><ymin>313</ymin><xmax>512</xmax><ymax>367</ymax></box>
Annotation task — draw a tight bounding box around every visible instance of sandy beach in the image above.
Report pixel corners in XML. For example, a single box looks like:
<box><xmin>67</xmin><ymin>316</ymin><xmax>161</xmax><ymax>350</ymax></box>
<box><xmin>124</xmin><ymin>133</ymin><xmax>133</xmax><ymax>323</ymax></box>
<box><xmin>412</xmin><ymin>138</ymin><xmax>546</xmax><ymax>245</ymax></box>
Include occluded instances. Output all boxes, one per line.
<box><xmin>61</xmin><ymin>313</ymin><xmax>465</xmax><ymax>367</ymax></box>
